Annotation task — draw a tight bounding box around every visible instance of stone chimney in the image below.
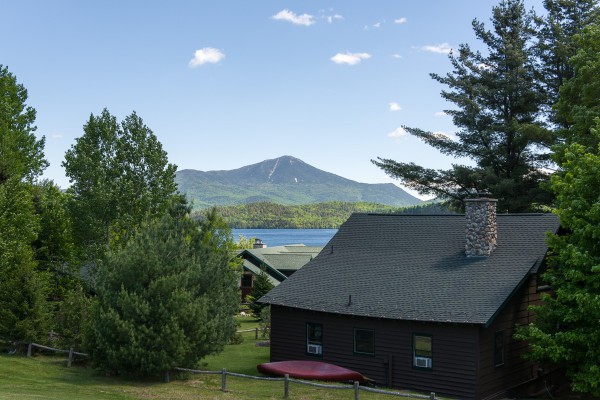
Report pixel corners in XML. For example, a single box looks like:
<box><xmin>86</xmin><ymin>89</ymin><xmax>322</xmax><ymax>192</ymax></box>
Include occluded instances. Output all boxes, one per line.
<box><xmin>465</xmin><ymin>196</ymin><xmax>497</xmax><ymax>257</ymax></box>
<box><xmin>253</xmin><ymin>238</ymin><xmax>267</xmax><ymax>249</ymax></box>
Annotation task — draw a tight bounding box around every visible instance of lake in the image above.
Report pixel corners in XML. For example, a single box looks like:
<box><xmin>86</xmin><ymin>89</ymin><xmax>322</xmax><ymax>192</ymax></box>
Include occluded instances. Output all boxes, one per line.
<box><xmin>232</xmin><ymin>228</ymin><xmax>337</xmax><ymax>247</ymax></box>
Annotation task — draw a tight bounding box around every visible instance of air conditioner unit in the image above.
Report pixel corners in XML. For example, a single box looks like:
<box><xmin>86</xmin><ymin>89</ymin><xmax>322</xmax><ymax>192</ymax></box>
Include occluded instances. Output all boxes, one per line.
<box><xmin>307</xmin><ymin>344</ymin><xmax>322</xmax><ymax>355</ymax></box>
<box><xmin>415</xmin><ymin>357</ymin><xmax>432</xmax><ymax>368</ymax></box>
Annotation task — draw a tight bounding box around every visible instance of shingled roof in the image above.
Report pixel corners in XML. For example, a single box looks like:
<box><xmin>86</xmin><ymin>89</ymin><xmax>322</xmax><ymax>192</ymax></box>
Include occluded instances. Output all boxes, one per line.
<box><xmin>260</xmin><ymin>213</ymin><xmax>559</xmax><ymax>326</ymax></box>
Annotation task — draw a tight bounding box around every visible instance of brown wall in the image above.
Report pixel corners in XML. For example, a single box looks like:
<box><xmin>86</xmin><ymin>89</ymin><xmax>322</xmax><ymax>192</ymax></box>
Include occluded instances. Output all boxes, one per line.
<box><xmin>270</xmin><ymin>305</ymin><xmax>479</xmax><ymax>398</ymax></box>
<box><xmin>476</xmin><ymin>275</ymin><xmax>542</xmax><ymax>399</ymax></box>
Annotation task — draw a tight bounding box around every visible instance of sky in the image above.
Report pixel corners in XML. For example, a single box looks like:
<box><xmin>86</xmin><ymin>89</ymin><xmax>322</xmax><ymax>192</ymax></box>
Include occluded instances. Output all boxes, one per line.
<box><xmin>1</xmin><ymin>0</ymin><xmax>545</xmax><ymax>196</ymax></box>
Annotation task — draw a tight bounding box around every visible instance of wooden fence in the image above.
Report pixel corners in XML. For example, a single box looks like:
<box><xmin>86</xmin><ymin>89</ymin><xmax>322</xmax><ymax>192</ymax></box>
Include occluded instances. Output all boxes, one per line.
<box><xmin>173</xmin><ymin>366</ymin><xmax>438</xmax><ymax>400</ymax></box>
<box><xmin>17</xmin><ymin>339</ymin><xmax>438</xmax><ymax>399</ymax></box>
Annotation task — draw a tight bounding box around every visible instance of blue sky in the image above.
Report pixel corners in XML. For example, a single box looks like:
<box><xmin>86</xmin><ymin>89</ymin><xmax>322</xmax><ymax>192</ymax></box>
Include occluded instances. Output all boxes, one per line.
<box><xmin>2</xmin><ymin>0</ymin><xmax>544</xmax><ymax>195</ymax></box>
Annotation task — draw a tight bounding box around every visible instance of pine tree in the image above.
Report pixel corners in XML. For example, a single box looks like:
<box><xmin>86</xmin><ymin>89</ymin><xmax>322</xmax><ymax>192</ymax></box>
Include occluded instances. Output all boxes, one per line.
<box><xmin>537</xmin><ymin>0</ymin><xmax>599</xmax><ymax>127</ymax></box>
<box><xmin>373</xmin><ymin>0</ymin><xmax>553</xmax><ymax>212</ymax></box>
<box><xmin>85</xmin><ymin>211</ymin><xmax>239</xmax><ymax>375</ymax></box>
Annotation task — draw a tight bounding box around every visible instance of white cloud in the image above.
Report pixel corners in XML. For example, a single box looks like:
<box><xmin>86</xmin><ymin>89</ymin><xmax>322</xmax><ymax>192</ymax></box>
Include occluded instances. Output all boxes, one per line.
<box><xmin>330</xmin><ymin>52</ymin><xmax>371</xmax><ymax>65</ymax></box>
<box><xmin>189</xmin><ymin>47</ymin><xmax>225</xmax><ymax>67</ymax></box>
<box><xmin>420</xmin><ymin>43</ymin><xmax>453</xmax><ymax>54</ymax></box>
<box><xmin>272</xmin><ymin>9</ymin><xmax>315</xmax><ymax>26</ymax></box>
<box><xmin>388</xmin><ymin>127</ymin><xmax>408</xmax><ymax>138</ymax></box>
<box><xmin>326</xmin><ymin>14</ymin><xmax>343</xmax><ymax>23</ymax></box>
<box><xmin>389</xmin><ymin>102</ymin><xmax>402</xmax><ymax>111</ymax></box>
<box><xmin>394</xmin><ymin>17</ymin><xmax>407</xmax><ymax>24</ymax></box>
<box><xmin>373</xmin><ymin>22</ymin><xmax>382</xmax><ymax>28</ymax></box>
<box><xmin>392</xmin><ymin>53</ymin><xmax>402</xmax><ymax>59</ymax></box>
<box><xmin>434</xmin><ymin>111</ymin><xmax>447</xmax><ymax>117</ymax></box>
<box><xmin>50</xmin><ymin>134</ymin><xmax>63</xmax><ymax>140</ymax></box>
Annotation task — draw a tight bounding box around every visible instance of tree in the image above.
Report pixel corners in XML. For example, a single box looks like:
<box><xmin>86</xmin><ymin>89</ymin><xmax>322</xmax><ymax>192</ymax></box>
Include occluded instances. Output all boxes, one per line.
<box><xmin>31</xmin><ymin>180</ymin><xmax>77</xmax><ymax>298</ymax></box>
<box><xmin>63</xmin><ymin>109</ymin><xmax>181</xmax><ymax>256</ymax></box>
<box><xmin>0</xmin><ymin>65</ymin><xmax>51</xmax><ymax>343</ymax></box>
<box><xmin>516</xmin><ymin>21</ymin><xmax>600</xmax><ymax>397</ymax></box>
<box><xmin>373</xmin><ymin>0</ymin><xmax>553</xmax><ymax>212</ymax></box>
<box><xmin>554</xmin><ymin>19</ymin><xmax>600</xmax><ymax>150</ymax></box>
<box><xmin>0</xmin><ymin>65</ymin><xmax>48</xmax><ymax>183</ymax></box>
<box><xmin>537</xmin><ymin>0</ymin><xmax>599</xmax><ymax>127</ymax></box>
<box><xmin>247</xmin><ymin>269</ymin><xmax>274</xmax><ymax>319</ymax></box>
<box><xmin>0</xmin><ymin>178</ymin><xmax>50</xmax><ymax>342</ymax></box>
<box><xmin>85</xmin><ymin>211</ymin><xmax>240</xmax><ymax>375</ymax></box>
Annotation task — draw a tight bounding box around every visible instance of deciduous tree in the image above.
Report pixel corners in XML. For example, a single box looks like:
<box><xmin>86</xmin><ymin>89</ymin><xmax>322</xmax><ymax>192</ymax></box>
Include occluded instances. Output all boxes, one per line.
<box><xmin>516</xmin><ymin>21</ymin><xmax>600</xmax><ymax>397</ymax></box>
<box><xmin>63</xmin><ymin>109</ymin><xmax>181</xmax><ymax>257</ymax></box>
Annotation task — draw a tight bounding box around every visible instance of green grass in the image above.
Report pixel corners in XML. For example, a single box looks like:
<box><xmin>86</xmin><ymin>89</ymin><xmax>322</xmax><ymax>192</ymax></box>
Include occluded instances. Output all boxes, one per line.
<box><xmin>0</xmin><ymin>317</ymin><xmax>444</xmax><ymax>399</ymax></box>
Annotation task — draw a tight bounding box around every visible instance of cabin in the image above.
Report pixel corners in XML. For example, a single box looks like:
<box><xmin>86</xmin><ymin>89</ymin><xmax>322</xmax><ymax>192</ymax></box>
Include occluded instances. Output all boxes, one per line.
<box><xmin>239</xmin><ymin>239</ymin><xmax>322</xmax><ymax>301</ymax></box>
<box><xmin>259</xmin><ymin>198</ymin><xmax>561</xmax><ymax>399</ymax></box>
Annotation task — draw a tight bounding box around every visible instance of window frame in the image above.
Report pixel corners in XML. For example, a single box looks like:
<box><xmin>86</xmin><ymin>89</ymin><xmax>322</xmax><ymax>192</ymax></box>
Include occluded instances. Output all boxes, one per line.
<box><xmin>306</xmin><ymin>322</ymin><xmax>323</xmax><ymax>357</ymax></box>
<box><xmin>494</xmin><ymin>330</ymin><xmax>505</xmax><ymax>367</ymax></box>
<box><xmin>353</xmin><ymin>328</ymin><xmax>375</xmax><ymax>356</ymax></box>
<box><xmin>412</xmin><ymin>333</ymin><xmax>433</xmax><ymax>370</ymax></box>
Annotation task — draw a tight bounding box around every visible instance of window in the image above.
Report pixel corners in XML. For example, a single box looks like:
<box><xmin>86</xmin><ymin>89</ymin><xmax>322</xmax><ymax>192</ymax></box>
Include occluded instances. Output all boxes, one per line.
<box><xmin>354</xmin><ymin>328</ymin><xmax>375</xmax><ymax>355</ymax></box>
<box><xmin>413</xmin><ymin>334</ymin><xmax>432</xmax><ymax>369</ymax></box>
<box><xmin>306</xmin><ymin>323</ymin><xmax>323</xmax><ymax>356</ymax></box>
<box><xmin>494</xmin><ymin>331</ymin><xmax>504</xmax><ymax>367</ymax></box>
<box><xmin>241</xmin><ymin>274</ymin><xmax>253</xmax><ymax>288</ymax></box>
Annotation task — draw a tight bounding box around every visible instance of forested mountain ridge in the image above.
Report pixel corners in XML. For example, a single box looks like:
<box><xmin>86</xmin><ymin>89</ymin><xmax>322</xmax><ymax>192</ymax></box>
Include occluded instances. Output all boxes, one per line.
<box><xmin>194</xmin><ymin>201</ymin><xmax>453</xmax><ymax>229</ymax></box>
<box><xmin>176</xmin><ymin>156</ymin><xmax>422</xmax><ymax>209</ymax></box>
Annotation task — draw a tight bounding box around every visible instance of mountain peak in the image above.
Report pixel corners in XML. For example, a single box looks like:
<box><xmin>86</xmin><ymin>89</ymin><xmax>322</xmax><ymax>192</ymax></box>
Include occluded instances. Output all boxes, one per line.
<box><xmin>175</xmin><ymin>156</ymin><xmax>422</xmax><ymax>209</ymax></box>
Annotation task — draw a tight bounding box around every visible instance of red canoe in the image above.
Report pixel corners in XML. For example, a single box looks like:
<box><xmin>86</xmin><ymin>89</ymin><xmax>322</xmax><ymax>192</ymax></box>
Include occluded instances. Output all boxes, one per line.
<box><xmin>257</xmin><ymin>360</ymin><xmax>368</xmax><ymax>382</ymax></box>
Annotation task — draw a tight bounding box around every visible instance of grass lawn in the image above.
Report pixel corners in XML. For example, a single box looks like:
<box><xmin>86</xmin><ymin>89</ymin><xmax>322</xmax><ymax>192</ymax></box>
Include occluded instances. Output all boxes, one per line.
<box><xmin>0</xmin><ymin>316</ymin><xmax>441</xmax><ymax>399</ymax></box>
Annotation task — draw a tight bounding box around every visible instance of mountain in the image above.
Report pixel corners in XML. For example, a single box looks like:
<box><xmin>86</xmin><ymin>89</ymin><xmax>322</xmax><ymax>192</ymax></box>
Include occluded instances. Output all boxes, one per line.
<box><xmin>175</xmin><ymin>155</ymin><xmax>422</xmax><ymax>209</ymax></box>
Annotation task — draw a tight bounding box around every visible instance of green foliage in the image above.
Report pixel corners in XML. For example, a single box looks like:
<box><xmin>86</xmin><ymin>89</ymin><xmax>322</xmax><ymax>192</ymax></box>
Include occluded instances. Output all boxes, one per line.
<box><xmin>373</xmin><ymin>0</ymin><xmax>554</xmax><ymax>212</ymax></box>
<box><xmin>205</xmin><ymin>201</ymin><xmax>452</xmax><ymax>229</ymax></box>
<box><xmin>31</xmin><ymin>180</ymin><xmax>78</xmax><ymax>298</ymax></box>
<box><xmin>53</xmin><ymin>284</ymin><xmax>91</xmax><ymax>349</ymax></box>
<box><xmin>63</xmin><ymin>109</ymin><xmax>182</xmax><ymax>257</ymax></box>
<box><xmin>0</xmin><ymin>65</ymin><xmax>47</xmax><ymax>183</ymax></box>
<box><xmin>517</xmin><ymin>21</ymin><xmax>600</xmax><ymax>397</ymax></box>
<box><xmin>246</xmin><ymin>270</ymin><xmax>274</xmax><ymax>319</ymax></box>
<box><xmin>85</xmin><ymin>212</ymin><xmax>240</xmax><ymax>376</ymax></box>
<box><xmin>258</xmin><ymin>306</ymin><xmax>271</xmax><ymax>339</ymax></box>
<box><xmin>537</xmin><ymin>0</ymin><xmax>599</xmax><ymax>127</ymax></box>
<box><xmin>555</xmin><ymin>19</ymin><xmax>600</xmax><ymax>150</ymax></box>
<box><xmin>234</xmin><ymin>234</ymin><xmax>256</xmax><ymax>250</ymax></box>
<box><xmin>0</xmin><ymin>178</ymin><xmax>50</xmax><ymax>342</ymax></box>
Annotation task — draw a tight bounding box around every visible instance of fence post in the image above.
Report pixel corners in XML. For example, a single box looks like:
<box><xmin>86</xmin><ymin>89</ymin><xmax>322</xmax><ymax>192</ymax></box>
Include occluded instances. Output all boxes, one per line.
<box><xmin>284</xmin><ymin>374</ymin><xmax>289</xmax><ymax>398</ymax></box>
<box><xmin>163</xmin><ymin>370</ymin><xmax>170</xmax><ymax>383</ymax></box>
<box><xmin>221</xmin><ymin>368</ymin><xmax>227</xmax><ymax>392</ymax></box>
<box><xmin>255</xmin><ymin>327</ymin><xmax>259</xmax><ymax>339</ymax></box>
<box><xmin>27</xmin><ymin>342</ymin><xmax>32</xmax><ymax>358</ymax></box>
<box><xmin>430</xmin><ymin>392</ymin><xmax>436</xmax><ymax>400</ymax></box>
<box><xmin>67</xmin><ymin>347</ymin><xmax>74</xmax><ymax>367</ymax></box>
<box><xmin>354</xmin><ymin>381</ymin><xmax>360</xmax><ymax>400</ymax></box>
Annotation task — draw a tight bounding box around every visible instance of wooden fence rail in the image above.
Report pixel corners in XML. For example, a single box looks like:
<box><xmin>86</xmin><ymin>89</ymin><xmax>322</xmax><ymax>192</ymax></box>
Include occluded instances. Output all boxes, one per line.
<box><xmin>14</xmin><ymin>338</ymin><xmax>436</xmax><ymax>399</ymax></box>
<box><xmin>173</xmin><ymin>366</ymin><xmax>437</xmax><ymax>399</ymax></box>
<box><xmin>23</xmin><ymin>342</ymin><xmax>88</xmax><ymax>367</ymax></box>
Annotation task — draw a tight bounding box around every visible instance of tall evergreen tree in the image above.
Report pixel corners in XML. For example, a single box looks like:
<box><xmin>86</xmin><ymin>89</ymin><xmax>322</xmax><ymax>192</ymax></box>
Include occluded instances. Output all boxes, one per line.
<box><xmin>516</xmin><ymin>21</ymin><xmax>600</xmax><ymax>397</ymax></box>
<box><xmin>0</xmin><ymin>65</ymin><xmax>47</xmax><ymax>183</ymax></box>
<box><xmin>537</xmin><ymin>0</ymin><xmax>598</xmax><ymax>127</ymax></box>
<box><xmin>63</xmin><ymin>109</ymin><xmax>182</xmax><ymax>257</ymax></box>
<box><xmin>0</xmin><ymin>66</ymin><xmax>51</xmax><ymax>343</ymax></box>
<box><xmin>373</xmin><ymin>0</ymin><xmax>553</xmax><ymax>212</ymax></box>
<box><xmin>0</xmin><ymin>178</ymin><xmax>50</xmax><ymax>342</ymax></box>
<box><xmin>85</xmin><ymin>211</ymin><xmax>239</xmax><ymax>375</ymax></box>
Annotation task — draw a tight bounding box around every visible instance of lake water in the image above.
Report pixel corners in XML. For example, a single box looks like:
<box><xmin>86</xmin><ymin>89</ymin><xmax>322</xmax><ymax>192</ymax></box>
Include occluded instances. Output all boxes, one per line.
<box><xmin>232</xmin><ymin>228</ymin><xmax>337</xmax><ymax>247</ymax></box>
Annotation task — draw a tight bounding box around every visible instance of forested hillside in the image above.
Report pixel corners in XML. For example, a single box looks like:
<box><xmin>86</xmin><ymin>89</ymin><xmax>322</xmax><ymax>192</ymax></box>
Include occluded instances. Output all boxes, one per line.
<box><xmin>202</xmin><ymin>201</ymin><xmax>453</xmax><ymax>228</ymax></box>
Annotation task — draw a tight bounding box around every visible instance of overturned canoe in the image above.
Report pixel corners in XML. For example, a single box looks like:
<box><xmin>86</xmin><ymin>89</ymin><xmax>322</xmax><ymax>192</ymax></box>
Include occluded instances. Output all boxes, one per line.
<box><xmin>257</xmin><ymin>360</ymin><xmax>368</xmax><ymax>382</ymax></box>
